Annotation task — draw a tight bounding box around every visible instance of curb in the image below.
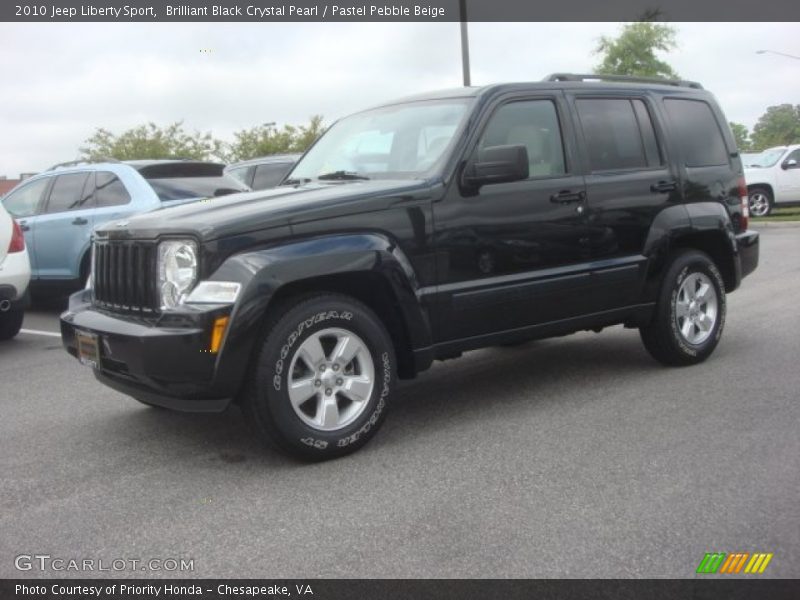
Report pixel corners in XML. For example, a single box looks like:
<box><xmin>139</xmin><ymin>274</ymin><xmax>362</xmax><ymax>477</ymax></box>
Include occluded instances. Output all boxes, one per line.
<box><xmin>751</xmin><ymin>221</ymin><xmax>800</xmax><ymax>228</ymax></box>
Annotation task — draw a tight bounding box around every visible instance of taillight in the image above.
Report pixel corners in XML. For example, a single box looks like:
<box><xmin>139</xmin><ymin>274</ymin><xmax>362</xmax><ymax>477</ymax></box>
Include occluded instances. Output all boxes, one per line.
<box><xmin>8</xmin><ymin>219</ymin><xmax>25</xmax><ymax>253</ymax></box>
<box><xmin>738</xmin><ymin>177</ymin><xmax>749</xmax><ymax>231</ymax></box>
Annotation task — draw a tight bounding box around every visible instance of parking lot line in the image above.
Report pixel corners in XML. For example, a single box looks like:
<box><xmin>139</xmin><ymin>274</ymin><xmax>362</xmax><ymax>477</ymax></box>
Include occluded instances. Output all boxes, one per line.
<box><xmin>19</xmin><ymin>328</ymin><xmax>62</xmax><ymax>338</ymax></box>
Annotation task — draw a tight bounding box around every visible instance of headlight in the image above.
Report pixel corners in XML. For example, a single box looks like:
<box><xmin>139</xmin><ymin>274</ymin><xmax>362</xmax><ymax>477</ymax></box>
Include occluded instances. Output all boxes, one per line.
<box><xmin>158</xmin><ymin>240</ymin><xmax>197</xmax><ymax>309</ymax></box>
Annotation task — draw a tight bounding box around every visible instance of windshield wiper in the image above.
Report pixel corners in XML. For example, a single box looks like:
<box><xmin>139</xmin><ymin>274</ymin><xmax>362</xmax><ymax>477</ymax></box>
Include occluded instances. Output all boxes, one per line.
<box><xmin>317</xmin><ymin>170</ymin><xmax>370</xmax><ymax>181</ymax></box>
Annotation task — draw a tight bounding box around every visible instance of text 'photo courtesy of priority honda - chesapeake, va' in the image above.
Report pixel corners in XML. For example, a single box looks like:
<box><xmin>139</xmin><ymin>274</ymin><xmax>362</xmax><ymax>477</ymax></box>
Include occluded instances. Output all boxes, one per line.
<box><xmin>0</xmin><ymin>1</ymin><xmax>799</xmax><ymax>598</ymax></box>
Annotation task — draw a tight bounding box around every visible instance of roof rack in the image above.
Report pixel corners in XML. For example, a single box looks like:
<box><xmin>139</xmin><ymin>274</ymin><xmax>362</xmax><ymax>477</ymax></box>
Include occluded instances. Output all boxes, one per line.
<box><xmin>47</xmin><ymin>157</ymin><xmax>121</xmax><ymax>171</ymax></box>
<box><xmin>544</xmin><ymin>73</ymin><xmax>703</xmax><ymax>90</ymax></box>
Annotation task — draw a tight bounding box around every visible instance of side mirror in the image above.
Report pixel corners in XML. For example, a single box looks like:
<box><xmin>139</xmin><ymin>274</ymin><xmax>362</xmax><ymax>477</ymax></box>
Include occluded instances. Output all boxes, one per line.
<box><xmin>782</xmin><ymin>158</ymin><xmax>798</xmax><ymax>170</ymax></box>
<box><xmin>463</xmin><ymin>144</ymin><xmax>529</xmax><ymax>188</ymax></box>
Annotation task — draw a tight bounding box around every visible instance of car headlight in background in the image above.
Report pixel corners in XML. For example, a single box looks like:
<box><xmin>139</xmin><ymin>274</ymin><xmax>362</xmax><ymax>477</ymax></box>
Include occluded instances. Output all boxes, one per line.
<box><xmin>158</xmin><ymin>240</ymin><xmax>197</xmax><ymax>309</ymax></box>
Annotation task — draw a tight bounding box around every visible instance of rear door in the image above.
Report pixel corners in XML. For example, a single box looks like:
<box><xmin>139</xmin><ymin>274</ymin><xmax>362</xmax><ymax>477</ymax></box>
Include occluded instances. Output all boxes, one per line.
<box><xmin>570</xmin><ymin>92</ymin><xmax>678</xmax><ymax>310</ymax></box>
<box><xmin>0</xmin><ymin>178</ymin><xmax>51</xmax><ymax>275</ymax></box>
<box><xmin>33</xmin><ymin>172</ymin><xmax>93</xmax><ymax>280</ymax></box>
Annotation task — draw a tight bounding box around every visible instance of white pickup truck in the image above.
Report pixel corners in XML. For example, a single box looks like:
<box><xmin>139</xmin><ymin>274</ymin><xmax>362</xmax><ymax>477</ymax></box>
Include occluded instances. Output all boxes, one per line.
<box><xmin>745</xmin><ymin>144</ymin><xmax>800</xmax><ymax>216</ymax></box>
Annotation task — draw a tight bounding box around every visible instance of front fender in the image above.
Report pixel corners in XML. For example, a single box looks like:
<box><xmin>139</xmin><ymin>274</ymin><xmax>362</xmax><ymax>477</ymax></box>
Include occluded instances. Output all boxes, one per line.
<box><xmin>208</xmin><ymin>233</ymin><xmax>430</xmax><ymax>395</ymax></box>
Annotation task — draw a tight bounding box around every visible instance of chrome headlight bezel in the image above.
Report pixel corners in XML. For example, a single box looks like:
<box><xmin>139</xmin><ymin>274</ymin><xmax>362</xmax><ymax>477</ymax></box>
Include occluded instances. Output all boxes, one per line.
<box><xmin>157</xmin><ymin>239</ymin><xmax>198</xmax><ymax>310</ymax></box>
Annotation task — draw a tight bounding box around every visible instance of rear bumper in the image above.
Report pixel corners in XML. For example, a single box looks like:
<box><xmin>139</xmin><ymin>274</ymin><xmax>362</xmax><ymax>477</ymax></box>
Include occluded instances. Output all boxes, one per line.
<box><xmin>0</xmin><ymin>248</ymin><xmax>31</xmax><ymax>305</ymax></box>
<box><xmin>60</xmin><ymin>290</ymin><xmax>235</xmax><ymax>412</ymax></box>
<box><xmin>736</xmin><ymin>229</ymin><xmax>759</xmax><ymax>281</ymax></box>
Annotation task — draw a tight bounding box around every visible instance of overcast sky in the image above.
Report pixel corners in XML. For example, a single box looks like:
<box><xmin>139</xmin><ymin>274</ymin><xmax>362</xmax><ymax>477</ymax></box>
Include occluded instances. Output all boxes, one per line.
<box><xmin>0</xmin><ymin>22</ymin><xmax>797</xmax><ymax>176</ymax></box>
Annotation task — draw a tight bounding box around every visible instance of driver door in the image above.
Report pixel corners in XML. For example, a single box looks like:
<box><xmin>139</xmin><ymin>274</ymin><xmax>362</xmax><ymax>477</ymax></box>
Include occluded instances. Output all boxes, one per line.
<box><xmin>432</xmin><ymin>94</ymin><xmax>591</xmax><ymax>342</ymax></box>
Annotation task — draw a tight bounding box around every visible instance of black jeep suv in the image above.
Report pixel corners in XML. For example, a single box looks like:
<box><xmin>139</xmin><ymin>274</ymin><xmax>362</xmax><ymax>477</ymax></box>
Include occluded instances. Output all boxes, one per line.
<box><xmin>61</xmin><ymin>74</ymin><xmax>759</xmax><ymax>460</ymax></box>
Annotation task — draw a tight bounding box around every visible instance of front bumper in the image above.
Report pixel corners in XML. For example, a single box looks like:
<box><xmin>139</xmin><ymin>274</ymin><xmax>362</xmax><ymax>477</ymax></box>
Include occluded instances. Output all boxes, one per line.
<box><xmin>736</xmin><ymin>229</ymin><xmax>759</xmax><ymax>281</ymax></box>
<box><xmin>60</xmin><ymin>290</ymin><xmax>236</xmax><ymax>412</ymax></box>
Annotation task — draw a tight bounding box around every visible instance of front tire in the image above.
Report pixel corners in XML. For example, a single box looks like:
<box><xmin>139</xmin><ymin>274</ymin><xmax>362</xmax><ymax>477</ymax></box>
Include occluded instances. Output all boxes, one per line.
<box><xmin>242</xmin><ymin>294</ymin><xmax>395</xmax><ymax>460</ymax></box>
<box><xmin>640</xmin><ymin>250</ymin><xmax>726</xmax><ymax>366</ymax></box>
<box><xmin>748</xmin><ymin>186</ymin><xmax>773</xmax><ymax>217</ymax></box>
<box><xmin>0</xmin><ymin>308</ymin><xmax>24</xmax><ymax>341</ymax></box>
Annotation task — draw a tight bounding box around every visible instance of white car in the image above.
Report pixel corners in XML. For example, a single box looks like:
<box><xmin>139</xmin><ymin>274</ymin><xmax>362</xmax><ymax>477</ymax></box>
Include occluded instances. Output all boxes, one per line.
<box><xmin>744</xmin><ymin>144</ymin><xmax>800</xmax><ymax>216</ymax></box>
<box><xmin>0</xmin><ymin>201</ymin><xmax>31</xmax><ymax>340</ymax></box>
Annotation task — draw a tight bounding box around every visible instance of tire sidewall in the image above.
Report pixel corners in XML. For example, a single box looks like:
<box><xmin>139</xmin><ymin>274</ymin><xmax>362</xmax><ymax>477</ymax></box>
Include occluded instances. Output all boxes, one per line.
<box><xmin>665</xmin><ymin>254</ymin><xmax>726</xmax><ymax>361</ymax></box>
<box><xmin>253</xmin><ymin>298</ymin><xmax>394</xmax><ymax>457</ymax></box>
<box><xmin>748</xmin><ymin>187</ymin><xmax>772</xmax><ymax>217</ymax></box>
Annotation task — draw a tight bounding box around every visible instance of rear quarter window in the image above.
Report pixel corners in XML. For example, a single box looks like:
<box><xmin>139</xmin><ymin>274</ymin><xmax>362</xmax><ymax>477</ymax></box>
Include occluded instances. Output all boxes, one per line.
<box><xmin>663</xmin><ymin>98</ymin><xmax>729</xmax><ymax>167</ymax></box>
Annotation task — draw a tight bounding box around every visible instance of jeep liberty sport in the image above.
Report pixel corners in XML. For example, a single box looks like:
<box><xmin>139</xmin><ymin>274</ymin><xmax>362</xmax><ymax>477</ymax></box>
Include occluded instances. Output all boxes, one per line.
<box><xmin>61</xmin><ymin>74</ymin><xmax>759</xmax><ymax>460</ymax></box>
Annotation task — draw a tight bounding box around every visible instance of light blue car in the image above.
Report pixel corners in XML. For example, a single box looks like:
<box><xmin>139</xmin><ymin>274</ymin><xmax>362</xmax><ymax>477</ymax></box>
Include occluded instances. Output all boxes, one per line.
<box><xmin>1</xmin><ymin>160</ymin><xmax>248</xmax><ymax>294</ymax></box>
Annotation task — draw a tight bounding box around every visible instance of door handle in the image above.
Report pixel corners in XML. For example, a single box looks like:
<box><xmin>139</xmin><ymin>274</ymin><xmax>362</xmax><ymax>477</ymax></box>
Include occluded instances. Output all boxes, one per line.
<box><xmin>550</xmin><ymin>190</ymin><xmax>586</xmax><ymax>204</ymax></box>
<box><xmin>72</xmin><ymin>217</ymin><xmax>89</xmax><ymax>225</ymax></box>
<box><xmin>19</xmin><ymin>222</ymin><xmax>30</xmax><ymax>232</ymax></box>
<box><xmin>650</xmin><ymin>180</ymin><xmax>678</xmax><ymax>193</ymax></box>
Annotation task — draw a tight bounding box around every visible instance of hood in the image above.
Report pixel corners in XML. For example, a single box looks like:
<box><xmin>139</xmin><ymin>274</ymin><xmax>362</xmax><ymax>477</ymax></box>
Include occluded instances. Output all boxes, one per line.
<box><xmin>95</xmin><ymin>179</ymin><xmax>433</xmax><ymax>242</ymax></box>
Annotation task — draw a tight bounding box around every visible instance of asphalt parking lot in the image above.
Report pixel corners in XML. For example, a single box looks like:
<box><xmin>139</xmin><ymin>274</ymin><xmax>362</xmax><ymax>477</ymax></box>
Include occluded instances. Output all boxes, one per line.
<box><xmin>1</xmin><ymin>225</ymin><xmax>798</xmax><ymax>579</ymax></box>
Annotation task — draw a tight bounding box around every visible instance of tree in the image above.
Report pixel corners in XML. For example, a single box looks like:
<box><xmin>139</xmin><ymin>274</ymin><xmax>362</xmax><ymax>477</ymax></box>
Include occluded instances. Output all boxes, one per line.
<box><xmin>80</xmin><ymin>122</ymin><xmax>225</xmax><ymax>161</ymax></box>
<box><xmin>750</xmin><ymin>104</ymin><xmax>800</xmax><ymax>150</ymax></box>
<box><xmin>729</xmin><ymin>122</ymin><xmax>752</xmax><ymax>151</ymax></box>
<box><xmin>227</xmin><ymin>116</ymin><xmax>326</xmax><ymax>161</ymax></box>
<box><xmin>594</xmin><ymin>22</ymin><xmax>680</xmax><ymax>79</ymax></box>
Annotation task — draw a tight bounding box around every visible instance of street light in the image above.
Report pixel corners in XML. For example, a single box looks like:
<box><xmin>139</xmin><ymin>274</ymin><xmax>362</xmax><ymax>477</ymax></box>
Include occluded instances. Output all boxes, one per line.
<box><xmin>756</xmin><ymin>49</ymin><xmax>800</xmax><ymax>60</ymax></box>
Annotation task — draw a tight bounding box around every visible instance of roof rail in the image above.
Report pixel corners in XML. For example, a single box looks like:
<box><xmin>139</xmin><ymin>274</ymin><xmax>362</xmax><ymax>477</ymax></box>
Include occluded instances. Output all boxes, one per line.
<box><xmin>47</xmin><ymin>157</ymin><xmax>121</xmax><ymax>171</ymax></box>
<box><xmin>544</xmin><ymin>73</ymin><xmax>703</xmax><ymax>89</ymax></box>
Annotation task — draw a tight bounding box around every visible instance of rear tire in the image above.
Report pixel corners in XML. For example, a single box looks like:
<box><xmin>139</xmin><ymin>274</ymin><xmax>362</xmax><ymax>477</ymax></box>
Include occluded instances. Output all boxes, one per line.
<box><xmin>748</xmin><ymin>186</ymin><xmax>773</xmax><ymax>217</ymax></box>
<box><xmin>0</xmin><ymin>308</ymin><xmax>24</xmax><ymax>341</ymax></box>
<box><xmin>640</xmin><ymin>250</ymin><xmax>726</xmax><ymax>366</ymax></box>
<box><xmin>242</xmin><ymin>294</ymin><xmax>395</xmax><ymax>460</ymax></box>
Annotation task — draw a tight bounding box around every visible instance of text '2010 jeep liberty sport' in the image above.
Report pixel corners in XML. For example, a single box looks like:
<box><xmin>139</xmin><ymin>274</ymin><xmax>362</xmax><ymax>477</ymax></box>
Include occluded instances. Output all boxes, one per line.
<box><xmin>61</xmin><ymin>74</ymin><xmax>759</xmax><ymax>460</ymax></box>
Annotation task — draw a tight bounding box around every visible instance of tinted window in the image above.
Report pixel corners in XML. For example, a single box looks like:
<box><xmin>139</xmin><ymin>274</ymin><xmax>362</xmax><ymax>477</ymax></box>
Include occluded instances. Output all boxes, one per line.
<box><xmin>632</xmin><ymin>99</ymin><xmax>663</xmax><ymax>167</ymax></box>
<box><xmin>784</xmin><ymin>149</ymin><xmax>800</xmax><ymax>167</ymax></box>
<box><xmin>146</xmin><ymin>175</ymin><xmax>248</xmax><ymax>202</ymax></box>
<box><xmin>2</xmin><ymin>178</ymin><xmax>49</xmax><ymax>218</ymax></box>
<box><xmin>664</xmin><ymin>99</ymin><xmax>729</xmax><ymax>167</ymax></box>
<box><xmin>576</xmin><ymin>98</ymin><xmax>653</xmax><ymax>171</ymax></box>
<box><xmin>45</xmin><ymin>173</ymin><xmax>90</xmax><ymax>214</ymax></box>
<box><xmin>226</xmin><ymin>166</ymin><xmax>252</xmax><ymax>186</ymax></box>
<box><xmin>479</xmin><ymin>100</ymin><xmax>566</xmax><ymax>178</ymax></box>
<box><xmin>252</xmin><ymin>163</ymin><xmax>292</xmax><ymax>189</ymax></box>
<box><xmin>96</xmin><ymin>172</ymin><xmax>132</xmax><ymax>207</ymax></box>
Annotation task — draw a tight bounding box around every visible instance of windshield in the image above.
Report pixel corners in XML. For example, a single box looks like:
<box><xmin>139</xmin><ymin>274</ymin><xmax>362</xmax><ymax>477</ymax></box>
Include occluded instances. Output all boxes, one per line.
<box><xmin>288</xmin><ymin>99</ymin><xmax>472</xmax><ymax>181</ymax></box>
<box><xmin>747</xmin><ymin>147</ymin><xmax>786</xmax><ymax>168</ymax></box>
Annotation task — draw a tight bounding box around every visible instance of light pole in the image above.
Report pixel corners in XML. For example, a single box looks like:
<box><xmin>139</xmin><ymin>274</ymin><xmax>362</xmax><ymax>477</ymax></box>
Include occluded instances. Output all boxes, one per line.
<box><xmin>459</xmin><ymin>0</ymin><xmax>471</xmax><ymax>86</ymax></box>
<box><xmin>756</xmin><ymin>49</ymin><xmax>800</xmax><ymax>60</ymax></box>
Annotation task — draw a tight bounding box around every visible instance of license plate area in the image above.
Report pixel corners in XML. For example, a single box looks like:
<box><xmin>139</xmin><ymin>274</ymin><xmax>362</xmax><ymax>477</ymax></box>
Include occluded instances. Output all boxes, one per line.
<box><xmin>76</xmin><ymin>330</ymin><xmax>100</xmax><ymax>368</ymax></box>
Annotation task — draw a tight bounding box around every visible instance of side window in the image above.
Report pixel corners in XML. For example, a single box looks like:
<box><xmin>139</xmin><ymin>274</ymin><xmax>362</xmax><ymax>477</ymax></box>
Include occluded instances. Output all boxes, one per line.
<box><xmin>2</xmin><ymin>178</ymin><xmax>49</xmax><ymax>218</ymax></box>
<box><xmin>252</xmin><ymin>163</ymin><xmax>291</xmax><ymax>189</ymax></box>
<box><xmin>783</xmin><ymin>149</ymin><xmax>800</xmax><ymax>168</ymax></box>
<box><xmin>478</xmin><ymin>100</ymin><xmax>567</xmax><ymax>178</ymax></box>
<box><xmin>95</xmin><ymin>172</ymin><xmax>132</xmax><ymax>207</ymax></box>
<box><xmin>576</xmin><ymin>98</ymin><xmax>656</xmax><ymax>172</ymax></box>
<box><xmin>44</xmin><ymin>173</ymin><xmax>90</xmax><ymax>214</ymax></box>
<box><xmin>632</xmin><ymin>99</ymin><xmax>663</xmax><ymax>167</ymax></box>
<box><xmin>663</xmin><ymin>99</ymin><xmax>729</xmax><ymax>167</ymax></box>
<box><xmin>227</xmin><ymin>166</ymin><xmax>252</xmax><ymax>186</ymax></box>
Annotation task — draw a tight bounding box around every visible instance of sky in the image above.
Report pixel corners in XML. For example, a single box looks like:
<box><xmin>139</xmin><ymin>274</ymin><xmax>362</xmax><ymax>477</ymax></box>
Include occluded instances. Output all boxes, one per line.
<box><xmin>0</xmin><ymin>22</ymin><xmax>798</xmax><ymax>176</ymax></box>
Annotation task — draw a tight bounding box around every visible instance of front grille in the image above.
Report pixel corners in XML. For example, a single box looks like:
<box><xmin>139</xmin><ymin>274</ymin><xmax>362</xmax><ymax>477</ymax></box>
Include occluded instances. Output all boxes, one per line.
<box><xmin>93</xmin><ymin>241</ymin><xmax>158</xmax><ymax>313</ymax></box>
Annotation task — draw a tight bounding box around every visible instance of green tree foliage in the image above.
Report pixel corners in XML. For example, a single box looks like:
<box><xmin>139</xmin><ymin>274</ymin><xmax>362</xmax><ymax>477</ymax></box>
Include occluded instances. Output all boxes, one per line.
<box><xmin>729</xmin><ymin>122</ymin><xmax>752</xmax><ymax>151</ymax></box>
<box><xmin>750</xmin><ymin>104</ymin><xmax>800</xmax><ymax>150</ymax></box>
<box><xmin>594</xmin><ymin>22</ymin><xmax>679</xmax><ymax>79</ymax></box>
<box><xmin>80</xmin><ymin>122</ymin><xmax>225</xmax><ymax>161</ymax></box>
<box><xmin>227</xmin><ymin>115</ymin><xmax>325</xmax><ymax>161</ymax></box>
